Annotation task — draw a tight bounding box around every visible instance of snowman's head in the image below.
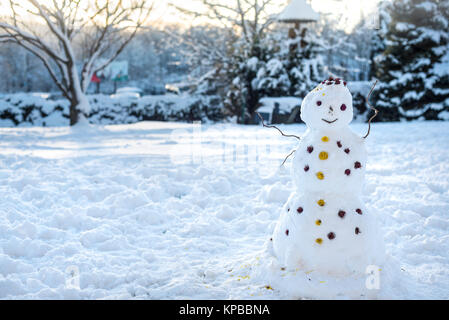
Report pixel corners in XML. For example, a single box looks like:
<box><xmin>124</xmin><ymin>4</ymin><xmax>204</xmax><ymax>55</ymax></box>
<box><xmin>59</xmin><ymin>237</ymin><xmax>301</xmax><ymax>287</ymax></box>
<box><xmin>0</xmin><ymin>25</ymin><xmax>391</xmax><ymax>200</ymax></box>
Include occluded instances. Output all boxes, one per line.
<box><xmin>300</xmin><ymin>78</ymin><xmax>353</xmax><ymax>130</ymax></box>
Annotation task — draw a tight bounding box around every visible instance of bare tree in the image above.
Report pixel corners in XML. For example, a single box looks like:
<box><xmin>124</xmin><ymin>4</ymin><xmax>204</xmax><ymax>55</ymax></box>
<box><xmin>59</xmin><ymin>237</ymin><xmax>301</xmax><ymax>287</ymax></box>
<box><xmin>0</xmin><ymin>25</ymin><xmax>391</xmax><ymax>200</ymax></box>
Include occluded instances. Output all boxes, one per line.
<box><xmin>0</xmin><ymin>0</ymin><xmax>153</xmax><ymax>125</ymax></box>
<box><xmin>172</xmin><ymin>0</ymin><xmax>281</xmax><ymax>122</ymax></box>
<box><xmin>173</xmin><ymin>0</ymin><xmax>279</xmax><ymax>58</ymax></box>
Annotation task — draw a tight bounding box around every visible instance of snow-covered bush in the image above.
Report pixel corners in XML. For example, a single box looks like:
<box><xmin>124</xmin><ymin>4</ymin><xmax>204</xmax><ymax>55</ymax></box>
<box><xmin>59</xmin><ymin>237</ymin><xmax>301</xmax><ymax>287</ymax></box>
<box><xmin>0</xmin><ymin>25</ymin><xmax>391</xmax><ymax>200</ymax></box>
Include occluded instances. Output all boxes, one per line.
<box><xmin>0</xmin><ymin>94</ymin><xmax>224</xmax><ymax>127</ymax></box>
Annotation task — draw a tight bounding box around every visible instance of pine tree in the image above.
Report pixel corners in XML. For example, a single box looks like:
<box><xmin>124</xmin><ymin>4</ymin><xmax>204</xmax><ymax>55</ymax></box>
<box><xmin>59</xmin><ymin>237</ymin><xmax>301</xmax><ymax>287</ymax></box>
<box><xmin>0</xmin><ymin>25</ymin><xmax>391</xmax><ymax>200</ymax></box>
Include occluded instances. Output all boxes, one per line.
<box><xmin>255</xmin><ymin>57</ymin><xmax>291</xmax><ymax>97</ymax></box>
<box><xmin>373</xmin><ymin>0</ymin><xmax>448</xmax><ymax>121</ymax></box>
<box><xmin>286</xmin><ymin>28</ymin><xmax>324</xmax><ymax>98</ymax></box>
<box><xmin>431</xmin><ymin>0</ymin><xmax>449</xmax><ymax>120</ymax></box>
<box><xmin>224</xmin><ymin>39</ymin><xmax>274</xmax><ymax>123</ymax></box>
<box><xmin>253</xmin><ymin>27</ymin><xmax>323</xmax><ymax>100</ymax></box>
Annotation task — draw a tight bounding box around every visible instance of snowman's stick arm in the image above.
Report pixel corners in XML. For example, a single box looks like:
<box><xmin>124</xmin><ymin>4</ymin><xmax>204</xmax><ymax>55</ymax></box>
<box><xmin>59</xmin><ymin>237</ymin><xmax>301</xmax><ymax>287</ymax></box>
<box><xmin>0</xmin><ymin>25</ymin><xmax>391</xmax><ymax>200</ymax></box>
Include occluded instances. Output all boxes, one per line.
<box><xmin>256</xmin><ymin>112</ymin><xmax>301</xmax><ymax>140</ymax></box>
<box><xmin>281</xmin><ymin>149</ymin><xmax>296</xmax><ymax>167</ymax></box>
<box><xmin>363</xmin><ymin>80</ymin><xmax>379</xmax><ymax>139</ymax></box>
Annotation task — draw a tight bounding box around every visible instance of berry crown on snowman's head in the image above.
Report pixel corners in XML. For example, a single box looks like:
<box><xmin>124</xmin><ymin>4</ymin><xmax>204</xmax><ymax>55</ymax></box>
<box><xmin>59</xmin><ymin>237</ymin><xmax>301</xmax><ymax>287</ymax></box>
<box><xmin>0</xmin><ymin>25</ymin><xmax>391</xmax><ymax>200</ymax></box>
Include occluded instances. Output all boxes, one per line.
<box><xmin>319</xmin><ymin>76</ymin><xmax>347</xmax><ymax>87</ymax></box>
<box><xmin>300</xmin><ymin>77</ymin><xmax>354</xmax><ymax>130</ymax></box>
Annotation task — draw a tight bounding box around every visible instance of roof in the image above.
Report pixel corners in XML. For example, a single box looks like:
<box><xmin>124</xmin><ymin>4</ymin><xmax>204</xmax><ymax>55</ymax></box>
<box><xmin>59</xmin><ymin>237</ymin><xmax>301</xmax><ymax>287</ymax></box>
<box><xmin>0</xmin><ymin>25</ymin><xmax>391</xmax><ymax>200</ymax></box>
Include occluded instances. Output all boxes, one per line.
<box><xmin>277</xmin><ymin>0</ymin><xmax>319</xmax><ymax>23</ymax></box>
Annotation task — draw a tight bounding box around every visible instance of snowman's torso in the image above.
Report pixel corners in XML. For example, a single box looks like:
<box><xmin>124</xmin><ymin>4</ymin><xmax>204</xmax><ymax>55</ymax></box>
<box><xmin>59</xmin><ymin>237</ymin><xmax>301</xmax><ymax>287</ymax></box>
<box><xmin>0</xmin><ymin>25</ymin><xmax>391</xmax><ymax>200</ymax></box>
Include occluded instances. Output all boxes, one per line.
<box><xmin>292</xmin><ymin>128</ymin><xmax>367</xmax><ymax>195</ymax></box>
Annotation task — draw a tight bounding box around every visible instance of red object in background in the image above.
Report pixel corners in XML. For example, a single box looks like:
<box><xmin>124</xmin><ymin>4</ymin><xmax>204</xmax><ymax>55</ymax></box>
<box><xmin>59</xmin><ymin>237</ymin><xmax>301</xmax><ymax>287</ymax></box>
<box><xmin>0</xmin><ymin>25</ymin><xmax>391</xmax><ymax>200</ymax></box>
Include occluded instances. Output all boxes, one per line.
<box><xmin>91</xmin><ymin>73</ymin><xmax>101</xmax><ymax>83</ymax></box>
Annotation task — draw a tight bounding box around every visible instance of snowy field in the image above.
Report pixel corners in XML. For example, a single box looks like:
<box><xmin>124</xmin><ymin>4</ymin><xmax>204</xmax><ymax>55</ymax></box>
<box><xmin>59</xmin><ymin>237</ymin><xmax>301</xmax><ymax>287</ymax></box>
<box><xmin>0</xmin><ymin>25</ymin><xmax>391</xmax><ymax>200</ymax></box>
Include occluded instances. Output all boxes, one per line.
<box><xmin>0</xmin><ymin>120</ymin><xmax>448</xmax><ymax>299</ymax></box>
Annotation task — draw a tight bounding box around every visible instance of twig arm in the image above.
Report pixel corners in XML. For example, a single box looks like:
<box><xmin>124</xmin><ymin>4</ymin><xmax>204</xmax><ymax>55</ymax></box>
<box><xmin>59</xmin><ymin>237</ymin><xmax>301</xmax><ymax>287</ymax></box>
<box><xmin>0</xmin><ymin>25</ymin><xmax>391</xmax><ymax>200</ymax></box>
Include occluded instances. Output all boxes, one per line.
<box><xmin>363</xmin><ymin>80</ymin><xmax>379</xmax><ymax>139</ymax></box>
<box><xmin>256</xmin><ymin>112</ymin><xmax>301</xmax><ymax>140</ymax></box>
<box><xmin>281</xmin><ymin>149</ymin><xmax>296</xmax><ymax>167</ymax></box>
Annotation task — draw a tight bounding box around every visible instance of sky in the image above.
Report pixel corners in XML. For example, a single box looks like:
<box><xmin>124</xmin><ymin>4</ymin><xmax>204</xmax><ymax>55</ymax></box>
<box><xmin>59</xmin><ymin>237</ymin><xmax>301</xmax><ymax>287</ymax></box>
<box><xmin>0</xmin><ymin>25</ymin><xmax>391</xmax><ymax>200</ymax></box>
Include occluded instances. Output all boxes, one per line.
<box><xmin>0</xmin><ymin>0</ymin><xmax>383</xmax><ymax>32</ymax></box>
<box><xmin>155</xmin><ymin>0</ymin><xmax>383</xmax><ymax>31</ymax></box>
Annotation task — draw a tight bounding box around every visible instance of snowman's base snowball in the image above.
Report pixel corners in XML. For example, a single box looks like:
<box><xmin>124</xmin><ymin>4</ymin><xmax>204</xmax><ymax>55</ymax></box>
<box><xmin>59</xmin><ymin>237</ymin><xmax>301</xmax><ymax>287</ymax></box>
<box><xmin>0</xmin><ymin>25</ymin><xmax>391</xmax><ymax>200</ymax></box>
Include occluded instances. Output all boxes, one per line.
<box><xmin>250</xmin><ymin>244</ymin><xmax>400</xmax><ymax>299</ymax></box>
<box><xmin>271</xmin><ymin>192</ymin><xmax>386</xmax><ymax>276</ymax></box>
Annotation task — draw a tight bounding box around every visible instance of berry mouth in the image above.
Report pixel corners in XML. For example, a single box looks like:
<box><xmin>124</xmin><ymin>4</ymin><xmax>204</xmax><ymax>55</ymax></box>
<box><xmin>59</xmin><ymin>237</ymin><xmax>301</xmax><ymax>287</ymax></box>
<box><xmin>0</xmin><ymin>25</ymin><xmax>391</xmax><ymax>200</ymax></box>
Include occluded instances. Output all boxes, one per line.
<box><xmin>322</xmin><ymin>118</ymin><xmax>338</xmax><ymax>124</ymax></box>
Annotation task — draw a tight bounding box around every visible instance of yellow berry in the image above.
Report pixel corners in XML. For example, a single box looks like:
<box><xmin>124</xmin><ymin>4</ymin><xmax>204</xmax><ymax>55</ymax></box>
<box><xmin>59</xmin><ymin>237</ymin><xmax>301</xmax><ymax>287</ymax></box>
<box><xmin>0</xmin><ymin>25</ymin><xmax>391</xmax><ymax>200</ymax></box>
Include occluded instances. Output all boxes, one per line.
<box><xmin>316</xmin><ymin>238</ymin><xmax>323</xmax><ymax>244</ymax></box>
<box><xmin>315</xmin><ymin>219</ymin><xmax>322</xmax><ymax>226</ymax></box>
<box><xmin>317</xmin><ymin>199</ymin><xmax>325</xmax><ymax>207</ymax></box>
<box><xmin>319</xmin><ymin>151</ymin><xmax>328</xmax><ymax>160</ymax></box>
<box><xmin>316</xmin><ymin>172</ymin><xmax>325</xmax><ymax>180</ymax></box>
<box><xmin>321</xmin><ymin>136</ymin><xmax>329</xmax><ymax>142</ymax></box>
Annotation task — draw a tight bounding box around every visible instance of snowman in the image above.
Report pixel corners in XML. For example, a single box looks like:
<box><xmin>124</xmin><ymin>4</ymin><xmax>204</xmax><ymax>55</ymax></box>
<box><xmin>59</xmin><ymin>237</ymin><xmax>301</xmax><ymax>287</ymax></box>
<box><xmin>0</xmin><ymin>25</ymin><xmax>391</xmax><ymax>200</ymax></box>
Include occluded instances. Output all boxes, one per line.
<box><xmin>271</xmin><ymin>77</ymin><xmax>385</xmax><ymax>277</ymax></box>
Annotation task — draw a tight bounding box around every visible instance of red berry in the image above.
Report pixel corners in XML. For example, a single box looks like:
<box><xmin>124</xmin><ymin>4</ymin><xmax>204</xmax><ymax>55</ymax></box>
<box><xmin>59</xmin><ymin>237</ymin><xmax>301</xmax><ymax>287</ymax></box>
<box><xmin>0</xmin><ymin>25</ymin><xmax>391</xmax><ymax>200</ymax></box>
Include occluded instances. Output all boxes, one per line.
<box><xmin>297</xmin><ymin>207</ymin><xmax>303</xmax><ymax>214</ymax></box>
<box><xmin>285</xmin><ymin>229</ymin><xmax>289</xmax><ymax>236</ymax></box>
<box><xmin>341</xmin><ymin>104</ymin><xmax>347</xmax><ymax>111</ymax></box>
<box><xmin>335</xmin><ymin>81</ymin><xmax>340</xmax><ymax>85</ymax></box>
<box><xmin>338</xmin><ymin>210</ymin><xmax>346</xmax><ymax>218</ymax></box>
<box><xmin>356</xmin><ymin>209</ymin><xmax>363</xmax><ymax>215</ymax></box>
<box><xmin>328</xmin><ymin>76</ymin><xmax>334</xmax><ymax>81</ymax></box>
<box><xmin>355</xmin><ymin>227</ymin><xmax>361</xmax><ymax>235</ymax></box>
<box><xmin>304</xmin><ymin>165</ymin><xmax>310</xmax><ymax>172</ymax></box>
<box><xmin>344</xmin><ymin>148</ymin><xmax>350</xmax><ymax>154</ymax></box>
<box><xmin>354</xmin><ymin>161</ymin><xmax>362</xmax><ymax>169</ymax></box>
<box><xmin>327</xmin><ymin>232</ymin><xmax>336</xmax><ymax>240</ymax></box>
<box><xmin>337</xmin><ymin>141</ymin><xmax>342</xmax><ymax>148</ymax></box>
<box><xmin>345</xmin><ymin>169</ymin><xmax>351</xmax><ymax>176</ymax></box>
<box><xmin>344</xmin><ymin>82</ymin><xmax>347</xmax><ymax>86</ymax></box>
<box><xmin>317</xmin><ymin>101</ymin><xmax>322</xmax><ymax>106</ymax></box>
<box><xmin>307</xmin><ymin>146</ymin><xmax>314</xmax><ymax>153</ymax></box>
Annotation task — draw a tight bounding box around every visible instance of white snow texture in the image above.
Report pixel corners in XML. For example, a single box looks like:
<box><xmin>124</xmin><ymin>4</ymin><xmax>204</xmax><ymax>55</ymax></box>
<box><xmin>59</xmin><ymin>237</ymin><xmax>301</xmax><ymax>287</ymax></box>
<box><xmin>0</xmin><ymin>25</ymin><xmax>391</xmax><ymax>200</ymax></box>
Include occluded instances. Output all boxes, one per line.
<box><xmin>0</xmin><ymin>119</ymin><xmax>448</xmax><ymax>299</ymax></box>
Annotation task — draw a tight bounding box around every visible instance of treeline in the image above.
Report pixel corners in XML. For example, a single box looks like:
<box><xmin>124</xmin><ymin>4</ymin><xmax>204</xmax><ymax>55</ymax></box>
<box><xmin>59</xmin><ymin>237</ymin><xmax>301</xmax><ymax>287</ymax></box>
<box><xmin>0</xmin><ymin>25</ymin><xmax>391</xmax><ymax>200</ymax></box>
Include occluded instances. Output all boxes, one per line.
<box><xmin>177</xmin><ymin>0</ymin><xmax>449</xmax><ymax>122</ymax></box>
<box><xmin>0</xmin><ymin>0</ymin><xmax>448</xmax><ymax>123</ymax></box>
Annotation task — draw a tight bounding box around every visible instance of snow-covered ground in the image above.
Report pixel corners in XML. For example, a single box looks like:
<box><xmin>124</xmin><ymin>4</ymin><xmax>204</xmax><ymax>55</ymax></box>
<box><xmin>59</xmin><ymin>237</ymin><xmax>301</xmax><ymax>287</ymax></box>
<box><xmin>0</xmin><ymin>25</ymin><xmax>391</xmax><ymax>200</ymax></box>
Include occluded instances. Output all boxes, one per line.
<box><xmin>0</xmin><ymin>120</ymin><xmax>448</xmax><ymax>299</ymax></box>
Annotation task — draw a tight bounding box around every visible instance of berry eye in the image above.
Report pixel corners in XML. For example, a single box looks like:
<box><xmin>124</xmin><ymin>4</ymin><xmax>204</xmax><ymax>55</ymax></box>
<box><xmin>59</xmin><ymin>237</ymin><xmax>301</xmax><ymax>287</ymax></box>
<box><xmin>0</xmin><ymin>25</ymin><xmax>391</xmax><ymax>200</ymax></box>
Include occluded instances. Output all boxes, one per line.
<box><xmin>316</xmin><ymin>101</ymin><xmax>322</xmax><ymax>106</ymax></box>
<box><xmin>340</xmin><ymin>104</ymin><xmax>347</xmax><ymax>111</ymax></box>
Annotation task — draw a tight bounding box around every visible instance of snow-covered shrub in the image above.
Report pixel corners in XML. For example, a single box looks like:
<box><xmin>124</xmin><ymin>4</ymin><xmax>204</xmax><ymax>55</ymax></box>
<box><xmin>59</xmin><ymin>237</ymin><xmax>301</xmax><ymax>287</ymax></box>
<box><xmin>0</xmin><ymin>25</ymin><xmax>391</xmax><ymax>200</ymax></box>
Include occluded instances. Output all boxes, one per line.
<box><xmin>0</xmin><ymin>94</ymin><xmax>68</xmax><ymax>126</ymax></box>
<box><xmin>0</xmin><ymin>94</ymin><xmax>224</xmax><ymax>127</ymax></box>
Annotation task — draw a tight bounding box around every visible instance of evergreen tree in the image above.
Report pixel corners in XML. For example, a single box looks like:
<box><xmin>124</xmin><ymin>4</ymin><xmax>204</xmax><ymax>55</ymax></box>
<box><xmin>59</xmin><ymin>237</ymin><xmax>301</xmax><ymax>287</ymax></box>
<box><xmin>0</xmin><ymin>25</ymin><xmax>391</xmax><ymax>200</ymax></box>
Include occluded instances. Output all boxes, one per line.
<box><xmin>286</xmin><ymin>28</ymin><xmax>324</xmax><ymax>98</ymax></box>
<box><xmin>254</xmin><ymin>27</ymin><xmax>323</xmax><ymax>99</ymax></box>
<box><xmin>223</xmin><ymin>27</ymin><xmax>324</xmax><ymax>123</ymax></box>
<box><xmin>255</xmin><ymin>57</ymin><xmax>291</xmax><ymax>97</ymax></box>
<box><xmin>431</xmin><ymin>0</ymin><xmax>449</xmax><ymax>120</ymax></box>
<box><xmin>373</xmin><ymin>0</ymin><xmax>448</xmax><ymax>121</ymax></box>
<box><xmin>224</xmin><ymin>38</ymin><xmax>274</xmax><ymax>123</ymax></box>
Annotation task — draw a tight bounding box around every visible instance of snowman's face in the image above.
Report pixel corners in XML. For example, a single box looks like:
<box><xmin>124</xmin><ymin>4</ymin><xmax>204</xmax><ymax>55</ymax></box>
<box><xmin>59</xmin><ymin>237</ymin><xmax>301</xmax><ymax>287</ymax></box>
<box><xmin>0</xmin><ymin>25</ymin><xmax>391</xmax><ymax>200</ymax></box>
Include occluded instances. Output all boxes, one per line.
<box><xmin>300</xmin><ymin>81</ymin><xmax>353</xmax><ymax>131</ymax></box>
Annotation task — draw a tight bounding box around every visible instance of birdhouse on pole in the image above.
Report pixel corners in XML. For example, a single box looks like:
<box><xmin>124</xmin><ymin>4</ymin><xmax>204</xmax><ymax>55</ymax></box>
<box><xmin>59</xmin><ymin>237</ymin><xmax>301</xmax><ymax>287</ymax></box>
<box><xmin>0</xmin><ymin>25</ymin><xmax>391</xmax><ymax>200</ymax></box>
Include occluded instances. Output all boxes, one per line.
<box><xmin>277</xmin><ymin>0</ymin><xmax>319</xmax><ymax>42</ymax></box>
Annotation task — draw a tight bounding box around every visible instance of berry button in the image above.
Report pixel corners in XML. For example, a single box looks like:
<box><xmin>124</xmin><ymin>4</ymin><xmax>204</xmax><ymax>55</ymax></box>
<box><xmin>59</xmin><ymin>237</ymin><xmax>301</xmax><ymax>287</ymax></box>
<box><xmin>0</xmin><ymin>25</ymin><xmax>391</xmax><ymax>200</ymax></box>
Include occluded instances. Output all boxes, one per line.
<box><xmin>319</xmin><ymin>152</ymin><xmax>329</xmax><ymax>160</ymax></box>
